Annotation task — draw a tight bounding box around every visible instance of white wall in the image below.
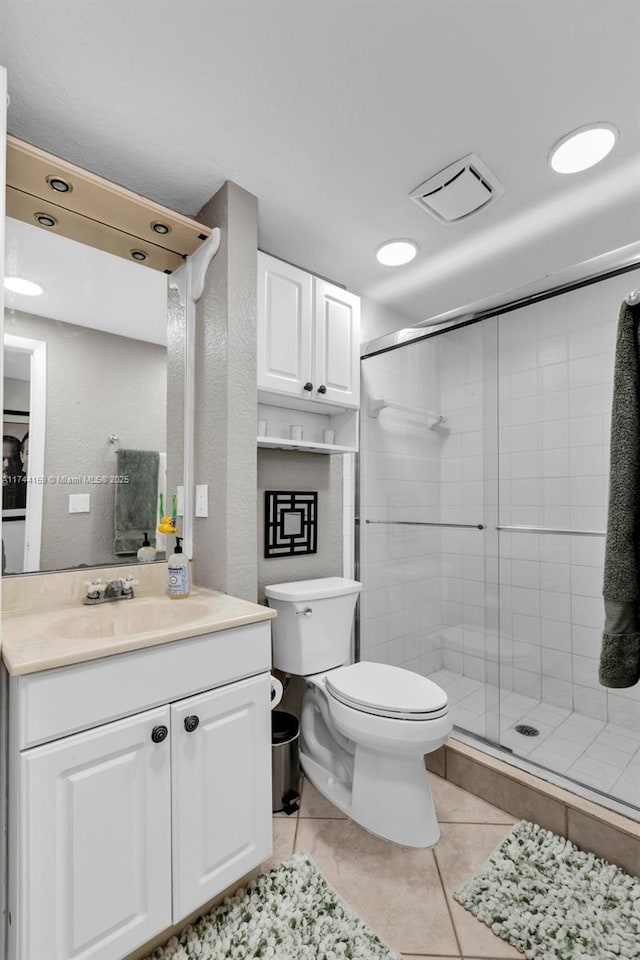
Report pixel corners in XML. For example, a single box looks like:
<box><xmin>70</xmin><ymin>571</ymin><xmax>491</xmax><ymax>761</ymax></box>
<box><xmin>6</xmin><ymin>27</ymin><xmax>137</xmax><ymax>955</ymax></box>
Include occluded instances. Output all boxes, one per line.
<box><xmin>360</xmin><ymin>295</ymin><xmax>415</xmax><ymax>346</ymax></box>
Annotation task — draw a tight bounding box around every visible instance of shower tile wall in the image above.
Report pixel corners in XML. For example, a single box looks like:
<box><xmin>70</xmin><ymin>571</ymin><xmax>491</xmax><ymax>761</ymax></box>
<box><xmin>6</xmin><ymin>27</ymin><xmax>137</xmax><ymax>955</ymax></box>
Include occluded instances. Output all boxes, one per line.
<box><xmin>498</xmin><ymin>272</ymin><xmax>639</xmax><ymax>735</ymax></box>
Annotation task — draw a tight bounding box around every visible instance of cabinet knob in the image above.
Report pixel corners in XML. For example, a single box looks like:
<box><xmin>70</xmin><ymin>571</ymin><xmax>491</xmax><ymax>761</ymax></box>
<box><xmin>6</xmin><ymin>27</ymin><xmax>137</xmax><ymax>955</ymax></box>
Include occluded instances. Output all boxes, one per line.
<box><xmin>151</xmin><ymin>725</ymin><xmax>168</xmax><ymax>744</ymax></box>
<box><xmin>303</xmin><ymin>382</ymin><xmax>313</xmax><ymax>392</ymax></box>
<box><xmin>184</xmin><ymin>715</ymin><xmax>200</xmax><ymax>733</ymax></box>
<box><xmin>317</xmin><ymin>384</ymin><xmax>327</xmax><ymax>394</ymax></box>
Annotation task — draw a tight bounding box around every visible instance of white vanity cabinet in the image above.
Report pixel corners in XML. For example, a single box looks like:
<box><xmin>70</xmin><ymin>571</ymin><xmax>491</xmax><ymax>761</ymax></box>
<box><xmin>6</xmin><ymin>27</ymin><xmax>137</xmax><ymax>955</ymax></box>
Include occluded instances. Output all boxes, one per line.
<box><xmin>257</xmin><ymin>252</ymin><xmax>360</xmax><ymax>411</ymax></box>
<box><xmin>8</xmin><ymin>622</ymin><xmax>273</xmax><ymax>960</ymax></box>
<box><xmin>171</xmin><ymin>675</ymin><xmax>271</xmax><ymax>919</ymax></box>
<box><xmin>18</xmin><ymin>705</ymin><xmax>173</xmax><ymax>960</ymax></box>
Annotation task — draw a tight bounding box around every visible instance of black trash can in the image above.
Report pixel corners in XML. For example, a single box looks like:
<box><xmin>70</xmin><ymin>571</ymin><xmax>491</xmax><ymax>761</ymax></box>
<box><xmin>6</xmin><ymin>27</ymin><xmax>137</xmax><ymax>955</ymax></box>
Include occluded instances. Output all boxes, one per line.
<box><xmin>271</xmin><ymin>711</ymin><xmax>300</xmax><ymax>815</ymax></box>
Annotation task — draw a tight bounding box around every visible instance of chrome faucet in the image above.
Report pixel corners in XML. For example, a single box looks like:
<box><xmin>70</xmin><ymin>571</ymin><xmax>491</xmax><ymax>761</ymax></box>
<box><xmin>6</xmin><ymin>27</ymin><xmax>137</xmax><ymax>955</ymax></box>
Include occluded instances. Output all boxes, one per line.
<box><xmin>83</xmin><ymin>576</ymin><xmax>138</xmax><ymax>605</ymax></box>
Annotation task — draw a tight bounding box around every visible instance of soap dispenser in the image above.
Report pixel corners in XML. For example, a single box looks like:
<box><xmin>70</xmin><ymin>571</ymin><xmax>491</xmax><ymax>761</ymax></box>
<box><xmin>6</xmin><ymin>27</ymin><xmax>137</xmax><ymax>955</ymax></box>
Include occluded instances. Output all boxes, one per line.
<box><xmin>137</xmin><ymin>532</ymin><xmax>156</xmax><ymax>563</ymax></box>
<box><xmin>167</xmin><ymin>537</ymin><xmax>190</xmax><ymax>599</ymax></box>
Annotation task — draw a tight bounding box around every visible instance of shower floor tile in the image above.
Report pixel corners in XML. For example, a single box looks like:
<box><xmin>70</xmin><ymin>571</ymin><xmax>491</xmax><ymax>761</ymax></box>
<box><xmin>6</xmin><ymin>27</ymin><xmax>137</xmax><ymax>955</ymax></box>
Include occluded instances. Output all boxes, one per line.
<box><xmin>428</xmin><ymin>668</ymin><xmax>640</xmax><ymax>810</ymax></box>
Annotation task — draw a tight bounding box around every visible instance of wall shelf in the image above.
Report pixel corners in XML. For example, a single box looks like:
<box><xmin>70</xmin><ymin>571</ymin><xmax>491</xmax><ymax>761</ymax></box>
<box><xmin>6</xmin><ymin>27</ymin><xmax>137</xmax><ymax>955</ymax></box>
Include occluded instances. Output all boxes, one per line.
<box><xmin>257</xmin><ymin>436</ymin><xmax>356</xmax><ymax>455</ymax></box>
<box><xmin>256</xmin><ymin>400</ymin><xmax>358</xmax><ymax>456</ymax></box>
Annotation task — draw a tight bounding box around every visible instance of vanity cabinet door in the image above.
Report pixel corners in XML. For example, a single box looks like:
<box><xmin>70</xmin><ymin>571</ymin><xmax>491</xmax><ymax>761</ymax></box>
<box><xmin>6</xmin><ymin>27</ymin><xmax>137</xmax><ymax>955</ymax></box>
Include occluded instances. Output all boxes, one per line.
<box><xmin>171</xmin><ymin>673</ymin><xmax>272</xmax><ymax>918</ymax></box>
<box><xmin>17</xmin><ymin>706</ymin><xmax>172</xmax><ymax>960</ymax></box>
<box><xmin>313</xmin><ymin>278</ymin><xmax>361</xmax><ymax>409</ymax></box>
<box><xmin>257</xmin><ymin>252</ymin><xmax>313</xmax><ymax>399</ymax></box>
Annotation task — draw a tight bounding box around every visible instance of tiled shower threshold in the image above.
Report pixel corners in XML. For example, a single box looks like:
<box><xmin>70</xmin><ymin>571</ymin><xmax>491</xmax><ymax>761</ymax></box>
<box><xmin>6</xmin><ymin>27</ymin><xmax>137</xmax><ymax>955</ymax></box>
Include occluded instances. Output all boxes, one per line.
<box><xmin>428</xmin><ymin>668</ymin><xmax>640</xmax><ymax>815</ymax></box>
<box><xmin>426</xmin><ymin>737</ymin><xmax>640</xmax><ymax>876</ymax></box>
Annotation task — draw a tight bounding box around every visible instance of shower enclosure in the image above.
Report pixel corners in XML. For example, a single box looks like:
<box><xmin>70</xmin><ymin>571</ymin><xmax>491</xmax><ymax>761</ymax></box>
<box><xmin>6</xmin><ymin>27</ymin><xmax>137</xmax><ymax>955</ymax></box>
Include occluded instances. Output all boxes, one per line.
<box><xmin>358</xmin><ymin>268</ymin><xmax>640</xmax><ymax>817</ymax></box>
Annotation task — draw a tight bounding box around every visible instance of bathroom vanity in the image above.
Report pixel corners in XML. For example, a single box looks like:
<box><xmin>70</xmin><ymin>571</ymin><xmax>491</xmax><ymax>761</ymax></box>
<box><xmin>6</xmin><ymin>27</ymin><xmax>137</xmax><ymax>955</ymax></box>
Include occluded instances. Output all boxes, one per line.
<box><xmin>1</xmin><ymin>566</ymin><xmax>276</xmax><ymax>960</ymax></box>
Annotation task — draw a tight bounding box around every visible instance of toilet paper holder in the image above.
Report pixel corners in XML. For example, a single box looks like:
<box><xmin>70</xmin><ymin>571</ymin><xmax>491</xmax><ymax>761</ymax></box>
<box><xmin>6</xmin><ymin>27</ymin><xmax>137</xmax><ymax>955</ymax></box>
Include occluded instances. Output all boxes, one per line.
<box><xmin>270</xmin><ymin>675</ymin><xmax>283</xmax><ymax>710</ymax></box>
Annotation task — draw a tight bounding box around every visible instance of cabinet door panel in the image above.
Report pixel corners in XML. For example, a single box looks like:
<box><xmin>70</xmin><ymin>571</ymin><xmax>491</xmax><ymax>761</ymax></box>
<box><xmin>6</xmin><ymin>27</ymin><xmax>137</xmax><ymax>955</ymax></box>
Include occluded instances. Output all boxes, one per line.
<box><xmin>314</xmin><ymin>278</ymin><xmax>360</xmax><ymax>407</ymax></box>
<box><xmin>18</xmin><ymin>706</ymin><xmax>171</xmax><ymax>960</ymax></box>
<box><xmin>257</xmin><ymin>253</ymin><xmax>313</xmax><ymax>397</ymax></box>
<box><xmin>171</xmin><ymin>674</ymin><xmax>272</xmax><ymax>918</ymax></box>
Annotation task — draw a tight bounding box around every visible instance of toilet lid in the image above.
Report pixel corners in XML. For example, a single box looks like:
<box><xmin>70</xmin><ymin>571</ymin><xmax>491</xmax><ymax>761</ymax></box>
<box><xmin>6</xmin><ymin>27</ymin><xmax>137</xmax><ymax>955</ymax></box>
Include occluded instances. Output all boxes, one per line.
<box><xmin>326</xmin><ymin>662</ymin><xmax>448</xmax><ymax>720</ymax></box>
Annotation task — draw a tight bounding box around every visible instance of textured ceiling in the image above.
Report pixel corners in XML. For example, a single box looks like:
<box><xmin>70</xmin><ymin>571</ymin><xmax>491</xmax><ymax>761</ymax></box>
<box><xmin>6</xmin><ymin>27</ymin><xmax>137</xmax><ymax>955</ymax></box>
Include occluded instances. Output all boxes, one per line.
<box><xmin>1</xmin><ymin>0</ymin><xmax>639</xmax><ymax>327</ymax></box>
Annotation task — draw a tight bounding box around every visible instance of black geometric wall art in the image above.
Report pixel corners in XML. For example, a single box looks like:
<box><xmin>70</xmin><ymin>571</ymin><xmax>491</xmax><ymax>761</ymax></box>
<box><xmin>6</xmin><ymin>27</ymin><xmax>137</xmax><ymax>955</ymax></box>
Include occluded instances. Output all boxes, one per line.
<box><xmin>264</xmin><ymin>490</ymin><xmax>318</xmax><ymax>558</ymax></box>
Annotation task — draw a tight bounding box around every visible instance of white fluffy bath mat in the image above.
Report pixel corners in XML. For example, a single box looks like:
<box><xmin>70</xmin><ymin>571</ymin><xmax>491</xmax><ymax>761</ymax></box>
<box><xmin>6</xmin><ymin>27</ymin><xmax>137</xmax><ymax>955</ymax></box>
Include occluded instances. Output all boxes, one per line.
<box><xmin>455</xmin><ymin>820</ymin><xmax>640</xmax><ymax>959</ymax></box>
<box><xmin>145</xmin><ymin>852</ymin><xmax>401</xmax><ymax>960</ymax></box>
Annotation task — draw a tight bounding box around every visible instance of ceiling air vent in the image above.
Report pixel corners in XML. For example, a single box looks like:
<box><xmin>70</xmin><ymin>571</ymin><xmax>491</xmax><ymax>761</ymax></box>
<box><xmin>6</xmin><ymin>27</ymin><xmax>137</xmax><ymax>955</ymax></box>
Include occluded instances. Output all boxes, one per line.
<box><xmin>410</xmin><ymin>153</ymin><xmax>505</xmax><ymax>223</ymax></box>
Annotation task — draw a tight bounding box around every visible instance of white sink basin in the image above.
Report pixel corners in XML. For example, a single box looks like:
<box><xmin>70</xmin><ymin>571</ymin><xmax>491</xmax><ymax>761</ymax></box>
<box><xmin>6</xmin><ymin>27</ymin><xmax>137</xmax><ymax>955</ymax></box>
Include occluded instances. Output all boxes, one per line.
<box><xmin>45</xmin><ymin>597</ymin><xmax>213</xmax><ymax>640</ymax></box>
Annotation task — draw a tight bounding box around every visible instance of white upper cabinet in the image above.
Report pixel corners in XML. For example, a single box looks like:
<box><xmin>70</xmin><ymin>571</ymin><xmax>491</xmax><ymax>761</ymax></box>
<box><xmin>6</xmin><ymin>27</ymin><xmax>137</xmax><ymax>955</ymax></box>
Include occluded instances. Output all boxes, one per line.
<box><xmin>257</xmin><ymin>252</ymin><xmax>360</xmax><ymax>410</ymax></box>
<box><xmin>257</xmin><ymin>254</ymin><xmax>313</xmax><ymax>399</ymax></box>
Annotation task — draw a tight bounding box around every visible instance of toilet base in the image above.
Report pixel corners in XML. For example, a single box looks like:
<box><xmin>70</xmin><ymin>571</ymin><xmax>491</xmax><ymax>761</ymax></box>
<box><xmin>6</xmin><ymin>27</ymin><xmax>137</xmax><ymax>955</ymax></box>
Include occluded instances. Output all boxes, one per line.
<box><xmin>300</xmin><ymin>744</ymin><xmax>441</xmax><ymax>848</ymax></box>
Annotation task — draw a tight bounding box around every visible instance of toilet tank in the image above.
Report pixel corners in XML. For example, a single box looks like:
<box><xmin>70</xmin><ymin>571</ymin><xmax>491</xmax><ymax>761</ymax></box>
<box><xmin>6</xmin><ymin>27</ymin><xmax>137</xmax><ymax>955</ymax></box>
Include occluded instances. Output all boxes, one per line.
<box><xmin>264</xmin><ymin>577</ymin><xmax>362</xmax><ymax>675</ymax></box>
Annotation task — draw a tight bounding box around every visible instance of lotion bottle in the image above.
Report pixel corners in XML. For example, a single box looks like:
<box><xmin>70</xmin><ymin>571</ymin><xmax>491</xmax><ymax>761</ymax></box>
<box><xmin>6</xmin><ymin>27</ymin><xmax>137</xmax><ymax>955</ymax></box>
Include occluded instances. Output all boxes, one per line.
<box><xmin>167</xmin><ymin>536</ymin><xmax>190</xmax><ymax>598</ymax></box>
<box><xmin>137</xmin><ymin>532</ymin><xmax>156</xmax><ymax>563</ymax></box>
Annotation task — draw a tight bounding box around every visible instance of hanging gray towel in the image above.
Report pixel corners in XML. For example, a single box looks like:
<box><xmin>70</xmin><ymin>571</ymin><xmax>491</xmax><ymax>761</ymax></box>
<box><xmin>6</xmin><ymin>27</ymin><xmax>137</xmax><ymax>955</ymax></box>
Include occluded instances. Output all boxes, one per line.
<box><xmin>600</xmin><ymin>300</ymin><xmax>640</xmax><ymax>688</ymax></box>
<box><xmin>114</xmin><ymin>449</ymin><xmax>160</xmax><ymax>555</ymax></box>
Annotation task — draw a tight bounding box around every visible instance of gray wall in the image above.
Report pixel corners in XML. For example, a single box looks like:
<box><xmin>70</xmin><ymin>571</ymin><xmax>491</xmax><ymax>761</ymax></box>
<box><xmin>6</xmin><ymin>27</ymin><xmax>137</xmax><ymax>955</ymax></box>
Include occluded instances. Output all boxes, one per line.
<box><xmin>4</xmin><ymin>310</ymin><xmax>166</xmax><ymax>571</ymax></box>
<box><xmin>192</xmin><ymin>181</ymin><xmax>258</xmax><ymax>601</ymax></box>
<box><xmin>4</xmin><ymin>377</ymin><xmax>29</xmax><ymax>410</ymax></box>
<box><xmin>257</xmin><ymin>449</ymin><xmax>343</xmax><ymax>602</ymax></box>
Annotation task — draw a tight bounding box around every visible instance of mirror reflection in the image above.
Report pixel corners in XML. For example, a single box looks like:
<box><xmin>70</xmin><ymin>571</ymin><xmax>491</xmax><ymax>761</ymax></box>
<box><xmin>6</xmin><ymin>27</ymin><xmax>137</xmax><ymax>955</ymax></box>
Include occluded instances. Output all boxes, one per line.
<box><xmin>3</xmin><ymin>216</ymin><xmax>169</xmax><ymax>574</ymax></box>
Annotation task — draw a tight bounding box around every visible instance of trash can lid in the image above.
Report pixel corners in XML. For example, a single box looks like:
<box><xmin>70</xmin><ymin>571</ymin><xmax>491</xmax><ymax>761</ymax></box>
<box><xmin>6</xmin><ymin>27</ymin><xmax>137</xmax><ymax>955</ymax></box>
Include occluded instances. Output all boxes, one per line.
<box><xmin>272</xmin><ymin>710</ymin><xmax>299</xmax><ymax>744</ymax></box>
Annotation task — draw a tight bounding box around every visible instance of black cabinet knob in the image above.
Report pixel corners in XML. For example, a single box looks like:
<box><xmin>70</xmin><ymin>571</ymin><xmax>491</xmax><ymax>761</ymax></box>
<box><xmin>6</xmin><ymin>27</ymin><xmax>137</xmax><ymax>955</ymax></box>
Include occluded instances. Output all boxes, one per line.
<box><xmin>151</xmin><ymin>725</ymin><xmax>168</xmax><ymax>744</ymax></box>
<box><xmin>184</xmin><ymin>715</ymin><xmax>200</xmax><ymax>733</ymax></box>
<box><xmin>317</xmin><ymin>384</ymin><xmax>327</xmax><ymax>394</ymax></box>
<box><xmin>303</xmin><ymin>382</ymin><xmax>313</xmax><ymax>392</ymax></box>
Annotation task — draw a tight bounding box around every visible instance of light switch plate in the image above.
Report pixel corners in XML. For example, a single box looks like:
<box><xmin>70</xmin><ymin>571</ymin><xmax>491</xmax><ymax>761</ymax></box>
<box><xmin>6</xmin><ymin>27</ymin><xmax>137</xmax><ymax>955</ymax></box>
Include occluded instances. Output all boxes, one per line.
<box><xmin>69</xmin><ymin>494</ymin><xmax>90</xmax><ymax>513</ymax></box>
<box><xmin>195</xmin><ymin>484</ymin><xmax>208</xmax><ymax>518</ymax></box>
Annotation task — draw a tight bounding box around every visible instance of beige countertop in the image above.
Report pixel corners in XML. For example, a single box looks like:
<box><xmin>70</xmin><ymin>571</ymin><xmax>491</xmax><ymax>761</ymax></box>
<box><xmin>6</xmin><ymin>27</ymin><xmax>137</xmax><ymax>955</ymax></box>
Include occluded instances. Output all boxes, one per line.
<box><xmin>2</xmin><ymin>563</ymin><xmax>275</xmax><ymax>676</ymax></box>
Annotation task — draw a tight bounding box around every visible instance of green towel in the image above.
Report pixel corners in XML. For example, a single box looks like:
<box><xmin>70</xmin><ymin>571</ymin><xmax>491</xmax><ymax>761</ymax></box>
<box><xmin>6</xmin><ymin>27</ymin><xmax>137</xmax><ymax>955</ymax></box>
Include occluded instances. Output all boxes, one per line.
<box><xmin>114</xmin><ymin>449</ymin><xmax>160</xmax><ymax>556</ymax></box>
<box><xmin>600</xmin><ymin>300</ymin><xmax>640</xmax><ymax>688</ymax></box>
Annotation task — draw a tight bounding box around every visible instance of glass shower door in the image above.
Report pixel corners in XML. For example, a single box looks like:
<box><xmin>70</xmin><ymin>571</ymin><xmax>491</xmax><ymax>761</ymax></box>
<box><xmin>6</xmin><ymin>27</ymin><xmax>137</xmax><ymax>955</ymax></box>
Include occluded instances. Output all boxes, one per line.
<box><xmin>496</xmin><ymin>276</ymin><xmax>640</xmax><ymax>811</ymax></box>
<box><xmin>359</xmin><ymin>317</ymin><xmax>500</xmax><ymax>744</ymax></box>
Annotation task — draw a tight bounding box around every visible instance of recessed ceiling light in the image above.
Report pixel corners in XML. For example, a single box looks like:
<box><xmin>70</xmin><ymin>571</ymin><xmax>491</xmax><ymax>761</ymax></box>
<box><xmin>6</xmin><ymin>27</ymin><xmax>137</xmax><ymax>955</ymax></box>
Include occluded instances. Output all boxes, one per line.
<box><xmin>46</xmin><ymin>174</ymin><xmax>72</xmax><ymax>193</ymax></box>
<box><xmin>34</xmin><ymin>212</ymin><xmax>58</xmax><ymax>228</ymax></box>
<box><xmin>4</xmin><ymin>277</ymin><xmax>44</xmax><ymax>296</ymax></box>
<box><xmin>130</xmin><ymin>249</ymin><xmax>148</xmax><ymax>262</ymax></box>
<box><xmin>151</xmin><ymin>221</ymin><xmax>171</xmax><ymax>235</ymax></box>
<box><xmin>376</xmin><ymin>239</ymin><xmax>418</xmax><ymax>266</ymax></box>
<box><xmin>549</xmin><ymin>123</ymin><xmax>618</xmax><ymax>174</ymax></box>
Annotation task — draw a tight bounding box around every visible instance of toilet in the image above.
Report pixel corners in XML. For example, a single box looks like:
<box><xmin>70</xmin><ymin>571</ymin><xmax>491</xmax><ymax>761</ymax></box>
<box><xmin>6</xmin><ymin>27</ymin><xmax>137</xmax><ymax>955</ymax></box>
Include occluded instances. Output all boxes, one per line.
<box><xmin>264</xmin><ymin>576</ymin><xmax>452</xmax><ymax>848</ymax></box>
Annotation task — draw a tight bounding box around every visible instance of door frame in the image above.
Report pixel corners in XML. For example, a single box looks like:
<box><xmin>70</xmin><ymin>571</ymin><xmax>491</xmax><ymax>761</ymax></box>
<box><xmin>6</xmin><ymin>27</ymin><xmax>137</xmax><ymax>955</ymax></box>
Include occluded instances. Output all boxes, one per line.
<box><xmin>3</xmin><ymin>334</ymin><xmax>47</xmax><ymax>572</ymax></box>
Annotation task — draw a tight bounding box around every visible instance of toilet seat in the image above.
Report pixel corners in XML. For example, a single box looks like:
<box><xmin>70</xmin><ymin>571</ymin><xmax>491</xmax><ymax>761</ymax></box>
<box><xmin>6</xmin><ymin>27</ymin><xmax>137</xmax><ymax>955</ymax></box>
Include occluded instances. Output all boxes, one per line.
<box><xmin>325</xmin><ymin>661</ymin><xmax>448</xmax><ymax>721</ymax></box>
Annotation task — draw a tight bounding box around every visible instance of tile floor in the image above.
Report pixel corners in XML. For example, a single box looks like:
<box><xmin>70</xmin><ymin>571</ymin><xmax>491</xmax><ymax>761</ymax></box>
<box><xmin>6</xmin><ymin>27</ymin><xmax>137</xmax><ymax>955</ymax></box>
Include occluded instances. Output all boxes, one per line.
<box><xmin>428</xmin><ymin>669</ymin><xmax>640</xmax><ymax>809</ymax></box>
<box><xmin>266</xmin><ymin>773</ymin><xmax>522</xmax><ymax>959</ymax></box>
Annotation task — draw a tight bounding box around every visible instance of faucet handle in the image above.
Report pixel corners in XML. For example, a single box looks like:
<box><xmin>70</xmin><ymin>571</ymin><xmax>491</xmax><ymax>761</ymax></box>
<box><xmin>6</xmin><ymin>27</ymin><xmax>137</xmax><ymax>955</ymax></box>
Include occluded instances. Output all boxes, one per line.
<box><xmin>84</xmin><ymin>579</ymin><xmax>105</xmax><ymax>599</ymax></box>
<box><xmin>123</xmin><ymin>577</ymin><xmax>139</xmax><ymax>588</ymax></box>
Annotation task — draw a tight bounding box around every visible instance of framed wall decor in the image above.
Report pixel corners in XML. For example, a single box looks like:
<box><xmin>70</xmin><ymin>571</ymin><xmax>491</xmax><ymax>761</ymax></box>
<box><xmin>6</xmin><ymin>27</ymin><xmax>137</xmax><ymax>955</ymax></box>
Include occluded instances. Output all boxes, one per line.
<box><xmin>3</xmin><ymin>410</ymin><xmax>29</xmax><ymax>519</ymax></box>
<box><xmin>264</xmin><ymin>490</ymin><xmax>318</xmax><ymax>558</ymax></box>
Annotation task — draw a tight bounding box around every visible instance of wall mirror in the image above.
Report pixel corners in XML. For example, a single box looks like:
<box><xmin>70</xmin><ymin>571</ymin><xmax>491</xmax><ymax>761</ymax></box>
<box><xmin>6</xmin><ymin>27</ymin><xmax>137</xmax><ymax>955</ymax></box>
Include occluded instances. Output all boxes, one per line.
<box><xmin>0</xmin><ymin>138</ymin><xmax>207</xmax><ymax>576</ymax></box>
<box><xmin>3</xmin><ymin>217</ymin><xmax>172</xmax><ymax>575</ymax></box>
